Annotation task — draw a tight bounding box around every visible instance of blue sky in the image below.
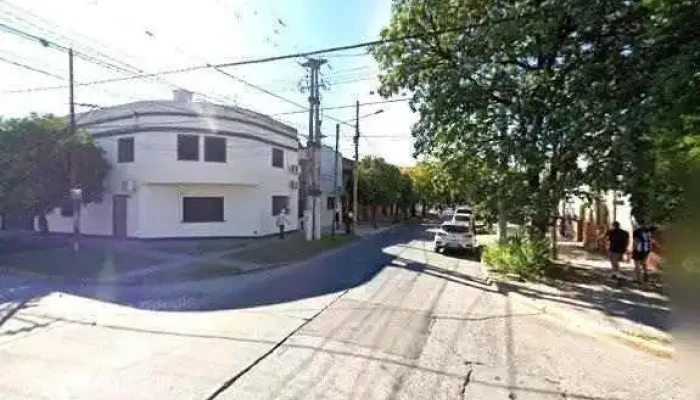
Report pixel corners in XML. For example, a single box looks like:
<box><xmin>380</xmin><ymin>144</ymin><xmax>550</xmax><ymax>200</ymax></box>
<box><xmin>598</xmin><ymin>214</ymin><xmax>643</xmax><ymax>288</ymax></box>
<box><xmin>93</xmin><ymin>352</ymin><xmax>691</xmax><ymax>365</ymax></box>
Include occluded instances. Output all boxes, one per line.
<box><xmin>0</xmin><ymin>0</ymin><xmax>416</xmax><ymax>165</ymax></box>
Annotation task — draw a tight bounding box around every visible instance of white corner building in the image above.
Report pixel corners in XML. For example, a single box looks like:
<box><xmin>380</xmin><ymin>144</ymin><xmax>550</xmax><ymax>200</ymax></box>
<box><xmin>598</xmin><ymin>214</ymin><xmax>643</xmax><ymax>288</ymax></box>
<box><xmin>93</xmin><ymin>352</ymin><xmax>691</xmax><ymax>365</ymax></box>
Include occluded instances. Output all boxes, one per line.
<box><xmin>42</xmin><ymin>90</ymin><xmax>300</xmax><ymax>238</ymax></box>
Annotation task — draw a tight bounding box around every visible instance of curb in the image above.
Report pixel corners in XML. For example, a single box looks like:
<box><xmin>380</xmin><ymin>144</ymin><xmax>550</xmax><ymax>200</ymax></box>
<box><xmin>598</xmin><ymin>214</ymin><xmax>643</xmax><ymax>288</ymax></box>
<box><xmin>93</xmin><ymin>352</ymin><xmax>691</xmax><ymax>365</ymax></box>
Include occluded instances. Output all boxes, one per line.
<box><xmin>2</xmin><ymin>224</ymin><xmax>406</xmax><ymax>297</ymax></box>
<box><xmin>491</xmin><ymin>277</ymin><xmax>674</xmax><ymax>359</ymax></box>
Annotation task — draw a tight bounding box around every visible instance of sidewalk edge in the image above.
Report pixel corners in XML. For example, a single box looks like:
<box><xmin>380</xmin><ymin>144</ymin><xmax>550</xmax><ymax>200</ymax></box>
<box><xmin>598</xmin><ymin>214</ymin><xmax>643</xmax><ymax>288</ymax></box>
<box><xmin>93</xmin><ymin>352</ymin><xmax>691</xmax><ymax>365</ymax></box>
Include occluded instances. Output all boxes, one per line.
<box><xmin>492</xmin><ymin>277</ymin><xmax>674</xmax><ymax>359</ymax></box>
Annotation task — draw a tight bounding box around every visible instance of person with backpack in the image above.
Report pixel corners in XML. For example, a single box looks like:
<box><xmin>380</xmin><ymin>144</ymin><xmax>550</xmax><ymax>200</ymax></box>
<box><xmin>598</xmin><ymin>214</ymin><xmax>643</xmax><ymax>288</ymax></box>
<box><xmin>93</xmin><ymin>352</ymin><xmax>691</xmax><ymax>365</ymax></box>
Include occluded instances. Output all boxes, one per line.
<box><xmin>632</xmin><ymin>220</ymin><xmax>653</xmax><ymax>283</ymax></box>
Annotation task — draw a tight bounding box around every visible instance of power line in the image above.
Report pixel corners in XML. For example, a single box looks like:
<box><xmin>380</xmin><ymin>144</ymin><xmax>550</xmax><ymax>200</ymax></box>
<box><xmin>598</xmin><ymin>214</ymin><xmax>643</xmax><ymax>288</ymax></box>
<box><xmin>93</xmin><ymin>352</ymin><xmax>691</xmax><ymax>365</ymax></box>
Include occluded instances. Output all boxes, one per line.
<box><xmin>273</xmin><ymin>98</ymin><xmax>410</xmax><ymax>116</ymax></box>
<box><xmin>0</xmin><ymin>20</ymin><xmax>489</xmax><ymax>94</ymax></box>
<box><xmin>0</xmin><ymin>20</ymin><xmax>236</xmax><ymax>105</ymax></box>
<box><xmin>0</xmin><ymin>54</ymin><xmax>62</xmax><ymax>79</ymax></box>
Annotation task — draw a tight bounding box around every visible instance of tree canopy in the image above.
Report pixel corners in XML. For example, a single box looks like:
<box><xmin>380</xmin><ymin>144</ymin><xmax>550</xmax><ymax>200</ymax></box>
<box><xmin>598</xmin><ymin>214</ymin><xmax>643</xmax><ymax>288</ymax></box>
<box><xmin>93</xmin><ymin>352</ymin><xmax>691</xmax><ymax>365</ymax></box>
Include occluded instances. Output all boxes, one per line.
<box><xmin>373</xmin><ymin>0</ymin><xmax>700</xmax><ymax>229</ymax></box>
<box><xmin>0</xmin><ymin>114</ymin><xmax>110</xmax><ymax>230</ymax></box>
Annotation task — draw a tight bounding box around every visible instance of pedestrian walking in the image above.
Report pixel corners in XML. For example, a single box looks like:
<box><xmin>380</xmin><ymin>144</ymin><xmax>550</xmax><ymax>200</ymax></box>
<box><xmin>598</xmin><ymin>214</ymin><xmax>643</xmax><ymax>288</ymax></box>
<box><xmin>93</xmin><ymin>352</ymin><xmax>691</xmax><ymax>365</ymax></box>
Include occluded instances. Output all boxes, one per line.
<box><xmin>632</xmin><ymin>220</ymin><xmax>653</xmax><ymax>282</ymax></box>
<box><xmin>606</xmin><ymin>221</ymin><xmax>629</xmax><ymax>280</ymax></box>
<box><xmin>345</xmin><ymin>209</ymin><xmax>353</xmax><ymax>234</ymax></box>
<box><xmin>334</xmin><ymin>208</ymin><xmax>340</xmax><ymax>231</ymax></box>
<box><xmin>275</xmin><ymin>208</ymin><xmax>290</xmax><ymax>239</ymax></box>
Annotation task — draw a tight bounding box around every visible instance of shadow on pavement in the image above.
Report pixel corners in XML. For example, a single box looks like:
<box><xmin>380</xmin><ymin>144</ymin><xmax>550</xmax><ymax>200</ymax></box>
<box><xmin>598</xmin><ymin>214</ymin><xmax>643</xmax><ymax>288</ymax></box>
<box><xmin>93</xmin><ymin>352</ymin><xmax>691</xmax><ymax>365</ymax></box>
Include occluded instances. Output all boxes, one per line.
<box><xmin>495</xmin><ymin>277</ymin><xmax>670</xmax><ymax>333</ymax></box>
<box><xmin>0</xmin><ymin>226</ymin><xmax>417</xmax><ymax>313</ymax></box>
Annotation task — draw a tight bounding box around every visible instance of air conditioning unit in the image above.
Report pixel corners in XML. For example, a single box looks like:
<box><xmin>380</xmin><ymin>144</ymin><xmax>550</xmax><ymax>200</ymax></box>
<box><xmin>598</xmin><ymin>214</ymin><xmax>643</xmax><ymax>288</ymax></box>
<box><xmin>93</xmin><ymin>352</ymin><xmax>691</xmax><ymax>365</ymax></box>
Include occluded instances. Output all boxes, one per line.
<box><xmin>121</xmin><ymin>180</ymin><xmax>136</xmax><ymax>193</ymax></box>
<box><xmin>288</xmin><ymin>164</ymin><xmax>299</xmax><ymax>174</ymax></box>
<box><xmin>289</xmin><ymin>180</ymin><xmax>299</xmax><ymax>190</ymax></box>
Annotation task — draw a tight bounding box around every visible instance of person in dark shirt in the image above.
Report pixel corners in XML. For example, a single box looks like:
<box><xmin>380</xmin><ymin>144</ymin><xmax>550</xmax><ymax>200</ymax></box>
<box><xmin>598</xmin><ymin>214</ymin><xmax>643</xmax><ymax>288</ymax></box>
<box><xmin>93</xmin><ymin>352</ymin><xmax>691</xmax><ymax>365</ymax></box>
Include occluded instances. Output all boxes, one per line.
<box><xmin>632</xmin><ymin>221</ymin><xmax>653</xmax><ymax>282</ymax></box>
<box><xmin>606</xmin><ymin>221</ymin><xmax>629</xmax><ymax>279</ymax></box>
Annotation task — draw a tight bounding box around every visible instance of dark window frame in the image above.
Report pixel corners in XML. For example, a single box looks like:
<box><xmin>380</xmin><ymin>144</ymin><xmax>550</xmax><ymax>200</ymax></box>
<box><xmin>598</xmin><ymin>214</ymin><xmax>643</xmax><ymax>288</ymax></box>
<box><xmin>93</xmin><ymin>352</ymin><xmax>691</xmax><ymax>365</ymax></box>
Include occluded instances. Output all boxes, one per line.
<box><xmin>177</xmin><ymin>134</ymin><xmax>199</xmax><ymax>161</ymax></box>
<box><xmin>182</xmin><ymin>197</ymin><xmax>224</xmax><ymax>223</ymax></box>
<box><xmin>271</xmin><ymin>196</ymin><xmax>289</xmax><ymax>216</ymax></box>
<box><xmin>117</xmin><ymin>137</ymin><xmax>135</xmax><ymax>163</ymax></box>
<box><xmin>271</xmin><ymin>148</ymin><xmax>284</xmax><ymax>168</ymax></box>
<box><xmin>204</xmin><ymin>136</ymin><xmax>227</xmax><ymax>163</ymax></box>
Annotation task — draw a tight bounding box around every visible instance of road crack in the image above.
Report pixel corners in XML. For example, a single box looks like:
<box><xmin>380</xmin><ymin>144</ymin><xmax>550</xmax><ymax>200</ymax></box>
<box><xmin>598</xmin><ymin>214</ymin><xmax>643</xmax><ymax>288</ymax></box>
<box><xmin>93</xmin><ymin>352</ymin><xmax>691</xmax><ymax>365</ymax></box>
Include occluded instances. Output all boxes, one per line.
<box><xmin>460</xmin><ymin>368</ymin><xmax>473</xmax><ymax>396</ymax></box>
<box><xmin>203</xmin><ymin>287</ymin><xmax>352</xmax><ymax>400</ymax></box>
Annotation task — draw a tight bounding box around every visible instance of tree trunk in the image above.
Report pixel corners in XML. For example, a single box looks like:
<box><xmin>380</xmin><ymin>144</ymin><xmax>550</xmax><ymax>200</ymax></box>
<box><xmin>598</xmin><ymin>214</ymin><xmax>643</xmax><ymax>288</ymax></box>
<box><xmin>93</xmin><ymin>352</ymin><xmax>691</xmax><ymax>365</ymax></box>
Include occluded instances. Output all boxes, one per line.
<box><xmin>498</xmin><ymin>198</ymin><xmax>507</xmax><ymax>242</ymax></box>
<box><xmin>372</xmin><ymin>207</ymin><xmax>378</xmax><ymax>229</ymax></box>
<box><xmin>38</xmin><ymin>211</ymin><xmax>49</xmax><ymax>234</ymax></box>
<box><xmin>550</xmin><ymin>214</ymin><xmax>558</xmax><ymax>259</ymax></box>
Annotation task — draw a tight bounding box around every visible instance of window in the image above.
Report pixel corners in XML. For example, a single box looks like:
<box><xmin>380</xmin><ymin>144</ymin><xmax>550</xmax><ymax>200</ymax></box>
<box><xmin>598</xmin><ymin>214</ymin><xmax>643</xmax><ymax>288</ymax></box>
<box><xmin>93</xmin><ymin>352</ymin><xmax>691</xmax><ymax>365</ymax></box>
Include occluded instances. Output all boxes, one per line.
<box><xmin>442</xmin><ymin>224</ymin><xmax>470</xmax><ymax>233</ymax></box>
<box><xmin>204</xmin><ymin>136</ymin><xmax>226</xmax><ymax>162</ymax></box>
<box><xmin>182</xmin><ymin>197</ymin><xmax>224</xmax><ymax>222</ymax></box>
<box><xmin>326</xmin><ymin>196</ymin><xmax>336</xmax><ymax>210</ymax></box>
<box><xmin>271</xmin><ymin>196</ymin><xmax>289</xmax><ymax>216</ymax></box>
<box><xmin>454</xmin><ymin>215</ymin><xmax>471</xmax><ymax>222</ymax></box>
<box><xmin>272</xmin><ymin>148</ymin><xmax>284</xmax><ymax>168</ymax></box>
<box><xmin>178</xmin><ymin>135</ymin><xmax>199</xmax><ymax>160</ymax></box>
<box><xmin>117</xmin><ymin>137</ymin><xmax>134</xmax><ymax>163</ymax></box>
<box><xmin>60</xmin><ymin>199</ymin><xmax>74</xmax><ymax>217</ymax></box>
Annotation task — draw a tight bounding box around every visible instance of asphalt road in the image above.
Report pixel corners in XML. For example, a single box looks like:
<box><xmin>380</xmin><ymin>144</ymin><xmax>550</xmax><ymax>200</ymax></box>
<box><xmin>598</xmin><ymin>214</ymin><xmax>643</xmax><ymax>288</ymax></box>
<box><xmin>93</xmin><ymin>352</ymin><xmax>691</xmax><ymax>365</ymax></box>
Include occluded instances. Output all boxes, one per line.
<box><xmin>0</xmin><ymin>225</ymin><xmax>695</xmax><ymax>399</ymax></box>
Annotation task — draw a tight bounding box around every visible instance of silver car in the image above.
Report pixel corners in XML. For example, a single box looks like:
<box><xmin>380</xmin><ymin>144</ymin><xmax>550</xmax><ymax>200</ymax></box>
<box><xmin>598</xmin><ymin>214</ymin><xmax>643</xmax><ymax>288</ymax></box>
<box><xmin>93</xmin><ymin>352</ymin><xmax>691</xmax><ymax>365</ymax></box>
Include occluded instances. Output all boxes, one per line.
<box><xmin>434</xmin><ymin>222</ymin><xmax>476</xmax><ymax>254</ymax></box>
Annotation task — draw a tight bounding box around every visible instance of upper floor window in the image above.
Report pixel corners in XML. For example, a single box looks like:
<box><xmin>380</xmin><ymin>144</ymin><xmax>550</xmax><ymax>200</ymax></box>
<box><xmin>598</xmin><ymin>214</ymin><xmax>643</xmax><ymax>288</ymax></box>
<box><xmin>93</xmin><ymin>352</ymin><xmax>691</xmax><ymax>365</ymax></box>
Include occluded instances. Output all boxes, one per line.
<box><xmin>272</xmin><ymin>148</ymin><xmax>284</xmax><ymax>168</ymax></box>
<box><xmin>178</xmin><ymin>134</ymin><xmax>199</xmax><ymax>161</ymax></box>
<box><xmin>204</xmin><ymin>136</ymin><xmax>227</xmax><ymax>163</ymax></box>
<box><xmin>117</xmin><ymin>137</ymin><xmax>134</xmax><ymax>163</ymax></box>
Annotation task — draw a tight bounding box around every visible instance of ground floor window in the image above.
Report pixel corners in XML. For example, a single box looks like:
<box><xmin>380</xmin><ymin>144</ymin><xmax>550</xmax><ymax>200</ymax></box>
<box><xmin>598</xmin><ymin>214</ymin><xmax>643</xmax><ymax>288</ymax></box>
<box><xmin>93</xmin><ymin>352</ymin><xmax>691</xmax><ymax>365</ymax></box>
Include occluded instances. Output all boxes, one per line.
<box><xmin>182</xmin><ymin>197</ymin><xmax>224</xmax><ymax>222</ymax></box>
<box><xmin>326</xmin><ymin>196</ymin><xmax>336</xmax><ymax>210</ymax></box>
<box><xmin>272</xmin><ymin>196</ymin><xmax>289</xmax><ymax>216</ymax></box>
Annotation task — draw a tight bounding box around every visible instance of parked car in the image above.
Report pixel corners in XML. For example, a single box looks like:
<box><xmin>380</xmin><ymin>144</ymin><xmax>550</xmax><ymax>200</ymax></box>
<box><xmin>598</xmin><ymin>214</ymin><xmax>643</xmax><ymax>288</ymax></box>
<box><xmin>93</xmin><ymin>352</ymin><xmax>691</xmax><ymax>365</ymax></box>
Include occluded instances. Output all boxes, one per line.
<box><xmin>434</xmin><ymin>222</ymin><xmax>477</xmax><ymax>254</ymax></box>
<box><xmin>474</xmin><ymin>218</ymin><xmax>490</xmax><ymax>234</ymax></box>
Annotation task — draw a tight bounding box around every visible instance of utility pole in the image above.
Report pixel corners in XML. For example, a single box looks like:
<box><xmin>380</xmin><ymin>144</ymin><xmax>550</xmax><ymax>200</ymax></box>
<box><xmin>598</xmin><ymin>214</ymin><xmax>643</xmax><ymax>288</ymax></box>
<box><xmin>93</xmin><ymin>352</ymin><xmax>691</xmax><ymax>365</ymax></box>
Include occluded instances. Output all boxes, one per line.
<box><xmin>68</xmin><ymin>48</ymin><xmax>82</xmax><ymax>252</ymax></box>
<box><xmin>302</xmin><ymin>58</ymin><xmax>326</xmax><ymax>240</ymax></box>
<box><xmin>332</xmin><ymin>123</ymin><xmax>340</xmax><ymax>236</ymax></box>
<box><xmin>352</xmin><ymin>100</ymin><xmax>360</xmax><ymax>235</ymax></box>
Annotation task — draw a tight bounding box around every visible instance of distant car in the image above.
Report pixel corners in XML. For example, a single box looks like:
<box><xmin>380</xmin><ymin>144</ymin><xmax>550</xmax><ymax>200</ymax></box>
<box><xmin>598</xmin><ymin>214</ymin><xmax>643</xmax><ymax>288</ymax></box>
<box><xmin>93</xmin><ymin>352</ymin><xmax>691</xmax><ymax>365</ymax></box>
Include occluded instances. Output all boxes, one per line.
<box><xmin>454</xmin><ymin>206</ymin><xmax>472</xmax><ymax>215</ymax></box>
<box><xmin>434</xmin><ymin>222</ymin><xmax>477</xmax><ymax>254</ymax></box>
<box><xmin>474</xmin><ymin>219</ymin><xmax>489</xmax><ymax>233</ymax></box>
<box><xmin>451</xmin><ymin>213</ymin><xmax>472</xmax><ymax>225</ymax></box>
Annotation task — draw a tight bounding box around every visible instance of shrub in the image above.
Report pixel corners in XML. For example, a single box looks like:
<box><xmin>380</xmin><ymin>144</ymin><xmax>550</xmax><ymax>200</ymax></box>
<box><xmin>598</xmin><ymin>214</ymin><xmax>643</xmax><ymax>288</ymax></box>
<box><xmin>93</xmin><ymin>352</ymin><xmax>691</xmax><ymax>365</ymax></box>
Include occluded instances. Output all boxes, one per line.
<box><xmin>482</xmin><ymin>235</ymin><xmax>552</xmax><ymax>279</ymax></box>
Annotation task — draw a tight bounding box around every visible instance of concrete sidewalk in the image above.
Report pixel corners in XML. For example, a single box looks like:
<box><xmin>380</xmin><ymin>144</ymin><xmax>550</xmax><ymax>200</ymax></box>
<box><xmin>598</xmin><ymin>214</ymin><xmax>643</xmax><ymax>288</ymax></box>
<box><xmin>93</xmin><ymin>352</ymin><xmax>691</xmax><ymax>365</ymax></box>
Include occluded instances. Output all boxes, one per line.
<box><xmin>491</xmin><ymin>242</ymin><xmax>672</xmax><ymax>357</ymax></box>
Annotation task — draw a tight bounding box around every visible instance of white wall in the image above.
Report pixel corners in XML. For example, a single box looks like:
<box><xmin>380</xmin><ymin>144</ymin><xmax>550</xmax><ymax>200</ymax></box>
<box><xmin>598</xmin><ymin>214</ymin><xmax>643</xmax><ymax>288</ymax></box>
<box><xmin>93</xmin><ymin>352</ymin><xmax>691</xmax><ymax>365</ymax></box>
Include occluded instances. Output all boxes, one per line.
<box><xmin>136</xmin><ymin>184</ymin><xmax>259</xmax><ymax>238</ymax></box>
<box><xmin>319</xmin><ymin>145</ymin><xmax>343</xmax><ymax>195</ymax></box>
<box><xmin>40</xmin><ymin>99</ymin><xmax>300</xmax><ymax>238</ymax></box>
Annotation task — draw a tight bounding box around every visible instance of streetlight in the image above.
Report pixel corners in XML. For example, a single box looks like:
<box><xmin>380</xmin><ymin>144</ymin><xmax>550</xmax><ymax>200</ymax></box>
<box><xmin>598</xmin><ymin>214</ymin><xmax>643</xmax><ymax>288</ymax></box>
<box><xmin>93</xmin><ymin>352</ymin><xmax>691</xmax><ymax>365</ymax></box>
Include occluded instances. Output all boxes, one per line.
<box><xmin>329</xmin><ymin>108</ymin><xmax>385</xmax><ymax>236</ymax></box>
<box><xmin>350</xmin><ymin>106</ymin><xmax>384</xmax><ymax>235</ymax></box>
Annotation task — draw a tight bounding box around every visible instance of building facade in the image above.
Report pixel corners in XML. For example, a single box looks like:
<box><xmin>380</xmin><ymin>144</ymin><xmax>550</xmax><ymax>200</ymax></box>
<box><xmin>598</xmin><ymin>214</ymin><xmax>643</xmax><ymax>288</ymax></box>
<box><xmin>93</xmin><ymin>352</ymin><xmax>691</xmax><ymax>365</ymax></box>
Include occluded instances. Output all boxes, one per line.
<box><xmin>298</xmin><ymin>144</ymin><xmax>344</xmax><ymax>230</ymax></box>
<box><xmin>41</xmin><ymin>90</ymin><xmax>300</xmax><ymax>238</ymax></box>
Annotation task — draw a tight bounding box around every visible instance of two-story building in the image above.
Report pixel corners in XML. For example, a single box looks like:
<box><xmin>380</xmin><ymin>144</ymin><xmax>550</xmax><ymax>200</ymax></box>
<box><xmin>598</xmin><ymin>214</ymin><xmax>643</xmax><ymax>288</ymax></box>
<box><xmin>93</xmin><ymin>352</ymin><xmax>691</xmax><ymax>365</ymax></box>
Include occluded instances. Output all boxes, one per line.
<box><xmin>41</xmin><ymin>90</ymin><xmax>300</xmax><ymax>238</ymax></box>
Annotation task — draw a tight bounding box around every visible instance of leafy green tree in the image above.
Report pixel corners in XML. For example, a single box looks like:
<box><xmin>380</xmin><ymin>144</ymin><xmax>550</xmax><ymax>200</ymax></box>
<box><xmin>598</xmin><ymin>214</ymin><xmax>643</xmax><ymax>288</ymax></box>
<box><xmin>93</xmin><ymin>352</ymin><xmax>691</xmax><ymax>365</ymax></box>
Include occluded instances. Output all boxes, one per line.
<box><xmin>0</xmin><ymin>114</ymin><xmax>110</xmax><ymax>232</ymax></box>
<box><xmin>373</xmin><ymin>0</ymin><xmax>698</xmax><ymax>238</ymax></box>
<box><xmin>358</xmin><ymin>156</ymin><xmax>416</xmax><ymax>226</ymax></box>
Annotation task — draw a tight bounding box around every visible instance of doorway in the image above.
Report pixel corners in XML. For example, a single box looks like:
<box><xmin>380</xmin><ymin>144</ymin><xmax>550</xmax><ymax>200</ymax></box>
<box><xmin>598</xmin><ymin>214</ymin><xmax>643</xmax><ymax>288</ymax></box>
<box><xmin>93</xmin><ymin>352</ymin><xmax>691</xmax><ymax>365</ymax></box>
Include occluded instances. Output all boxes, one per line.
<box><xmin>112</xmin><ymin>195</ymin><xmax>128</xmax><ymax>238</ymax></box>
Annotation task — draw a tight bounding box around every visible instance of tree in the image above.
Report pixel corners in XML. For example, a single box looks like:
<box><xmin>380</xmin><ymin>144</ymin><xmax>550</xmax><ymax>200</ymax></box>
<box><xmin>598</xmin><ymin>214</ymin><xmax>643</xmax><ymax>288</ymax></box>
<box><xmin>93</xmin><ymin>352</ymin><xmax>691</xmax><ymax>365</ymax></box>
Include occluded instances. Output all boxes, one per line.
<box><xmin>373</xmin><ymin>0</ymin><xmax>697</xmax><ymax>240</ymax></box>
<box><xmin>0</xmin><ymin>114</ymin><xmax>110</xmax><ymax>232</ymax></box>
<box><xmin>358</xmin><ymin>156</ymin><xmax>415</xmax><ymax>227</ymax></box>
